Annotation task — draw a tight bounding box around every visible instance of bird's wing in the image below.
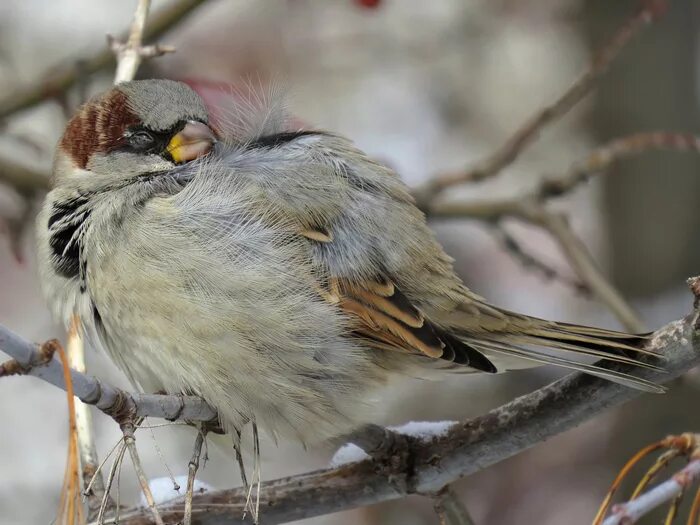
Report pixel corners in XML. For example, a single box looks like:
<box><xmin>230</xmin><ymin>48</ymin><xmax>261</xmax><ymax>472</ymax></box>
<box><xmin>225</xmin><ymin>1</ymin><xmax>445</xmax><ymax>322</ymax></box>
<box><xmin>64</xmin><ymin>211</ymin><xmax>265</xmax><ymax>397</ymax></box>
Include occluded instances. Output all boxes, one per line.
<box><xmin>300</xmin><ymin>229</ymin><xmax>497</xmax><ymax>373</ymax></box>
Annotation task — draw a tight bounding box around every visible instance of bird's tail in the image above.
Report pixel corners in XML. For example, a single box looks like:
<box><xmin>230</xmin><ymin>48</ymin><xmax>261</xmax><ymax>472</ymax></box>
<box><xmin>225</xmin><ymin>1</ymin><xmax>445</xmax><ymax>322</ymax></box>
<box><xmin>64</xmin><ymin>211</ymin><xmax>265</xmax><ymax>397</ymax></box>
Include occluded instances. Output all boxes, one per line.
<box><xmin>459</xmin><ymin>311</ymin><xmax>664</xmax><ymax>393</ymax></box>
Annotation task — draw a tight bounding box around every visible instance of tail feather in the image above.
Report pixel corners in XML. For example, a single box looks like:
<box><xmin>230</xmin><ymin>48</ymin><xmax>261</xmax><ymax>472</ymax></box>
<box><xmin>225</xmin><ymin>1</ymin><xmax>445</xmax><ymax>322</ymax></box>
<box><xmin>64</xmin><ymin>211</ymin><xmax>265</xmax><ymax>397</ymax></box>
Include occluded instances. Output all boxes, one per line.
<box><xmin>465</xmin><ymin>337</ymin><xmax>665</xmax><ymax>394</ymax></box>
<box><xmin>454</xmin><ymin>313</ymin><xmax>664</xmax><ymax>393</ymax></box>
<box><xmin>514</xmin><ymin>335</ymin><xmax>663</xmax><ymax>371</ymax></box>
<box><xmin>531</xmin><ymin>326</ymin><xmax>660</xmax><ymax>357</ymax></box>
<box><xmin>555</xmin><ymin>321</ymin><xmax>649</xmax><ymax>339</ymax></box>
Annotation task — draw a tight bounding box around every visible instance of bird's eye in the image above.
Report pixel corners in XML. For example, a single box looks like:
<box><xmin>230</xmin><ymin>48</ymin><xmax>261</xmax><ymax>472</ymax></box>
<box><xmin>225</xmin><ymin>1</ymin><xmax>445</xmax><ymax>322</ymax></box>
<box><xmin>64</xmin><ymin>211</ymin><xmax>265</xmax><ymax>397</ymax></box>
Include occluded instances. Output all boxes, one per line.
<box><xmin>128</xmin><ymin>130</ymin><xmax>155</xmax><ymax>150</ymax></box>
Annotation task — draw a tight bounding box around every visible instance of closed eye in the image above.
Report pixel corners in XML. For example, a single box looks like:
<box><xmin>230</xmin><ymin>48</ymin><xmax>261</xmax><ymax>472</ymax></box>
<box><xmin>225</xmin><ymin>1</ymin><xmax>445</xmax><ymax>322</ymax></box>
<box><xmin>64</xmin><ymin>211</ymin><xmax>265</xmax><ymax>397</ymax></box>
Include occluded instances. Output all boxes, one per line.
<box><xmin>128</xmin><ymin>130</ymin><xmax>156</xmax><ymax>150</ymax></box>
<box><xmin>122</xmin><ymin>122</ymin><xmax>187</xmax><ymax>157</ymax></box>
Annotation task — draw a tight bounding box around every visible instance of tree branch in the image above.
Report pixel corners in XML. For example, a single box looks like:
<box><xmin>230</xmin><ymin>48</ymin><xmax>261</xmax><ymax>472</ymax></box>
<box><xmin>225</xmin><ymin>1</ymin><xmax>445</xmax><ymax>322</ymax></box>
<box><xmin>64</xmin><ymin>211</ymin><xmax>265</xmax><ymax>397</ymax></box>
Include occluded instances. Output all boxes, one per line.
<box><xmin>414</xmin><ymin>0</ymin><xmax>670</xmax><ymax>203</ymax></box>
<box><xmin>536</xmin><ymin>211</ymin><xmax>647</xmax><ymax>332</ymax></box>
<box><xmin>0</xmin><ymin>0</ymin><xmax>210</xmax><ymax>120</ymax></box>
<box><xmin>0</xmin><ymin>324</ymin><xmax>217</xmax><ymax>423</ymax></box>
<box><xmin>110</xmin><ymin>0</ymin><xmax>177</xmax><ymax>84</ymax></box>
<box><xmin>538</xmin><ymin>131</ymin><xmax>700</xmax><ymax>200</ymax></box>
<box><xmin>433</xmin><ymin>486</ymin><xmax>477</xmax><ymax>525</ymax></box>
<box><xmin>602</xmin><ymin>456</ymin><xmax>700</xmax><ymax>525</ymax></box>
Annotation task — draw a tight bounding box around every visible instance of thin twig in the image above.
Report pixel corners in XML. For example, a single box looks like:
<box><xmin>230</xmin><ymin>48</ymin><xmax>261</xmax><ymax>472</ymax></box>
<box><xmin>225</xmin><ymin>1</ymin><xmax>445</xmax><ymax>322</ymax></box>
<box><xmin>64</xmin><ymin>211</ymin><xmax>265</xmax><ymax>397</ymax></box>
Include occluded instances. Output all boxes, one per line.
<box><xmin>0</xmin><ymin>0</ymin><xmax>210</xmax><ymax>120</ymax></box>
<box><xmin>122</xmin><ymin>421</ymin><xmax>165</xmax><ymax>525</ymax></box>
<box><xmin>415</xmin><ymin>0</ymin><xmax>670</xmax><ymax>203</ymax></box>
<box><xmin>602</xmin><ymin>457</ymin><xmax>700</xmax><ymax>525</ymax></box>
<box><xmin>113</xmin><ymin>0</ymin><xmax>152</xmax><ymax>84</ymax></box>
<box><xmin>96</xmin><ymin>441</ymin><xmax>127</xmax><ymax>525</ymax></box>
<box><xmin>538</xmin><ymin>132</ymin><xmax>700</xmax><ymax>200</ymax></box>
<box><xmin>493</xmin><ymin>223</ymin><xmax>590</xmax><ymax>294</ymax></box>
<box><xmin>433</xmin><ymin>486</ymin><xmax>476</xmax><ymax>525</ymax></box>
<box><xmin>242</xmin><ymin>423</ymin><xmax>262</xmax><ymax>523</ymax></box>
<box><xmin>147</xmin><ymin>425</ymin><xmax>180</xmax><ymax>492</ymax></box>
<box><xmin>0</xmin><ymin>323</ymin><xmax>218</xmax><ymax>423</ymax></box>
<box><xmin>84</xmin><ymin>438</ymin><xmax>127</xmax><ymax>499</ymax></box>
<box><xmin>67</xmin><ymin>316</ymin><xmax>109</xmax><ymax>519</ymax></box>
<box><xmin>233</xmin><ymin>428</ymin><xmax>251</xmax><ymax>500</ymax></box>
<box><xmin>536</xmin><ymin>211</ymin><xmax>646</xmax><ymax>332</ymax></box>
<box><xmin>111</xmin><ymin>0</ymin><xmax>177</xmax><ymax>84</ymax></box>
<box><xmin>184</xmin><ymin>428</ymin><xmax>206</xmax><ymax>525</ymax></box>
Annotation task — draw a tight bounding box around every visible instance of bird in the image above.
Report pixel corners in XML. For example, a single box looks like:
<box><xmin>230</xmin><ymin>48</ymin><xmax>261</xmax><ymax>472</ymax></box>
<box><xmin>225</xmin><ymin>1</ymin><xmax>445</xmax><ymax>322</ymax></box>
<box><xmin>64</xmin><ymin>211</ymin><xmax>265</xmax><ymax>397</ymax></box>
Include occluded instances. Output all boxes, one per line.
<box><xmin>37</xmin><ymin>79</ymin><xmax>662</xmax><ymax>446</ymax></box>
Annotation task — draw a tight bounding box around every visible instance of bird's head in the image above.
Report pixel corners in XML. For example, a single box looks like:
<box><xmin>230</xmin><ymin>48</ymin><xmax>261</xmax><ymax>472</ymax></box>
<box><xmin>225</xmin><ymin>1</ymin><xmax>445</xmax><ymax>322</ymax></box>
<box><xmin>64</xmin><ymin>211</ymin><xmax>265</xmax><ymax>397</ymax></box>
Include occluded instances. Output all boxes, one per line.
<box><xmin>54</xmin><ymin>79</ymin><xmax>217</xmax><ymax>192</ymax></box>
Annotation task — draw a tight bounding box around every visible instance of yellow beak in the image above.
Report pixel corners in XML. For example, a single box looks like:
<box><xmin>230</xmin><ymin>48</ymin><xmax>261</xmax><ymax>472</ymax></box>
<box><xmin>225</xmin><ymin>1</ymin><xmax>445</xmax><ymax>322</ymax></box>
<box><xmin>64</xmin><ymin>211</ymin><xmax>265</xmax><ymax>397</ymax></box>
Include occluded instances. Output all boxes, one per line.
<box><xmin>167</xmin><ymin>121</ymin><xmax>217</xmax><ymax>163</ymax></box>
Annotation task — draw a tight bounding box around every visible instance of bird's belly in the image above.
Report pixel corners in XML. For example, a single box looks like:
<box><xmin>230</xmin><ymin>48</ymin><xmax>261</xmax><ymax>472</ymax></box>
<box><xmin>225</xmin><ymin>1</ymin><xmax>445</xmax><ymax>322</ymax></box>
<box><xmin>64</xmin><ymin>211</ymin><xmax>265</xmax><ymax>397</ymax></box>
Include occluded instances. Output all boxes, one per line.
<box><xmin>88</xmin><ymin>259</ymin><xmax>382</xmax><ymax>442</ymax></box>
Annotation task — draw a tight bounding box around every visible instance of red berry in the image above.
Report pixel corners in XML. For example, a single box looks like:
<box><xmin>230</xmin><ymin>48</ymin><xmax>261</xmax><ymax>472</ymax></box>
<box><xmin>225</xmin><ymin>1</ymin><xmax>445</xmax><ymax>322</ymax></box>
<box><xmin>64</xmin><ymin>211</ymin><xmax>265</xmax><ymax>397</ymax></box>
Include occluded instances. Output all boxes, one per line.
<box><xmin>355</xmin><ymin>0</ymin><xmax>381</xmax><ymax>9</ymax></box>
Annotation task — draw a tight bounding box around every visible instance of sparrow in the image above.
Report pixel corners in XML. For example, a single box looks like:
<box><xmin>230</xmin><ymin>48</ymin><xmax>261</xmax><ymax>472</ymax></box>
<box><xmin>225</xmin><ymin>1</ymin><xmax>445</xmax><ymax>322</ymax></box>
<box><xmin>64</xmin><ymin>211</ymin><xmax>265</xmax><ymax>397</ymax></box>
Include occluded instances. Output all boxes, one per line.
<box><xmin>37</xmin><ymin>79</ymin><xmax>661</xmax><ymax>444</ymax></box>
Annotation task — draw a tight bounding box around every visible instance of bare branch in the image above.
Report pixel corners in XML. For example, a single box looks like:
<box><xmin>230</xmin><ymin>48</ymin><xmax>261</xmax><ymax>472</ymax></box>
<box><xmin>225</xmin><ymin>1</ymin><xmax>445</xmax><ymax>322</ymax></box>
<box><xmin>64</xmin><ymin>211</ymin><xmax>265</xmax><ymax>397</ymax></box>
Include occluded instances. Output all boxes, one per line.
<box><xmin>111</xmin><ymin>0</ymin><xmax>153</xmax><ymax>84</ymax></box>
<box><xmin>538</xmin><ymin>131</ymin><xmax>700</xmax><ymax>199</ymax></box>
<box><xmin>536</xmin><ymin>211</ymin><xmax>646</xmax><ymax>332</ymax></box>
<box><xmin>111</xmin><ymin>0</ymin><xmax>177</xmax><ymax>84</ymax></box>
<box><xmin>433</xmin><ymin>486</ymin><xmax>476</xmax><ymax>525</ymax></box>
<box><xmin>0</xmin><ymin>324</ymin><xmax>218</xmax><ymax>423</ymax></box>
<box><xmin>415</xmin><ymin>0</ymin><xmax>670</xmax><ymax>203</ymax></box>
<box><xmin>602</xmin><ymin>457</ymin><xmax>700</xmax><ymax>525</ymax></box>
<box><xmin>0</xmin><ymin>0</ymin><xmax>210</xmax><ymax>120</ymax></box>
<box><xmin>492</xmin><ymin>224</ymin><xmax>590</xmax><ymax>295</ymax></box>
<box><xmin>95</xmin><ymin>439</ymin><xmax>128</xmax><ymax>525</ymax></box>
<box><xmin>184</xmin><ymin>429</ymin><xmax>206</xmax><ymax>525</ymax></box>
<box><xmin>63</xmin><ymin>316</ymin><xmax>109</xmax><ymax>520</ymax></box>
<box><xmin>122</xmin><ymin>421</ymin><xmax>165</xmax><ymax>525</ymax></box>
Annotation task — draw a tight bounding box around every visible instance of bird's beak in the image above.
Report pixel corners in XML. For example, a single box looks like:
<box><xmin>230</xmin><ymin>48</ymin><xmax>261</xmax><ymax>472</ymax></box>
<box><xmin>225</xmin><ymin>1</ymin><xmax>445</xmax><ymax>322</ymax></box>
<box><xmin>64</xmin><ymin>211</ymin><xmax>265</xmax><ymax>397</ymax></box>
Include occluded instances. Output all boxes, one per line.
<box><xmin>167</xmin><ymin>121</ymin><xmax>217</xmax><ymax>163</ymax></box>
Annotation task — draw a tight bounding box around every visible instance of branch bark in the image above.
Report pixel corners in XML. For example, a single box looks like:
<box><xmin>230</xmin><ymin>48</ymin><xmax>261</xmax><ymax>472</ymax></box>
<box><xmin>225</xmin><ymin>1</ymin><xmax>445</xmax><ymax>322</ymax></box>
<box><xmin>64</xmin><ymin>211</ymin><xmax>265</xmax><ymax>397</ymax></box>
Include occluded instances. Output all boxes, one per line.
<box><xmin>602</xmin><ymin>457</ymin><xmax>700</xmax><ymax>525</ymax></box>
<box><xmin>0</xmin><ymin>324</ymin><xmax>217</xmax><ymax>423</ymax></box>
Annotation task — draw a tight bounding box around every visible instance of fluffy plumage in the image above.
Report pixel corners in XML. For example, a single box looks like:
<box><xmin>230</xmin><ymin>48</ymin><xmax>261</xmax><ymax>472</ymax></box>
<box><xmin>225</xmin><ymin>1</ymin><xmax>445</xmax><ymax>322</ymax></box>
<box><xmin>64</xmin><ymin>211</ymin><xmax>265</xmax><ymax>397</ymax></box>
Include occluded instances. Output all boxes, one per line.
<box><xmin>37</xmin><ymin>80</ymin><xmax>662</xmax><ymax>444</ymax></box>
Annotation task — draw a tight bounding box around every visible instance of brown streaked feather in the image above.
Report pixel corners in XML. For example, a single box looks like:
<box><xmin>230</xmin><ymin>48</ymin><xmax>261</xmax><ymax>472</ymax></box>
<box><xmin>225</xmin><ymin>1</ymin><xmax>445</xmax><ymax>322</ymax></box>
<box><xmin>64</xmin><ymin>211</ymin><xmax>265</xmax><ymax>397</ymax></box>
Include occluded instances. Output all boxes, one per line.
<box><xmin>60</xmin><ymin>90</ymin><xmax>140</xmax><ymax>169</ymax></box>
<box><xmin>339</xmin><ymin>297</ymin><xmax>444</xmax><ymax>358</ymax></box>
<box><xmin>365</xmin><ymin>278</ymin><xmax>395</xmax><ymax>297</ymax></box>
<box><xmin>315</xmin><ymin>275</ymin><xmax>497</xmax><ymax>373</ymax></box>
<box><xmin>345</xmin><ymin>283</ymin><xmax>424</xmax><ymax>328</ymax></box>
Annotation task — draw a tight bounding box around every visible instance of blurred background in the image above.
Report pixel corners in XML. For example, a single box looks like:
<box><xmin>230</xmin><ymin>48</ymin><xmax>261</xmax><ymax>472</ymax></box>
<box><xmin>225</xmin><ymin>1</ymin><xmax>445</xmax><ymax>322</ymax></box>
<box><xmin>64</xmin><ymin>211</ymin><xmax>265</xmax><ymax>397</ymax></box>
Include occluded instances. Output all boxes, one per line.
<box><xmin>0</xmin><ymin>0</ymin><xmax>699</xmax><ymax>523</ymax></box>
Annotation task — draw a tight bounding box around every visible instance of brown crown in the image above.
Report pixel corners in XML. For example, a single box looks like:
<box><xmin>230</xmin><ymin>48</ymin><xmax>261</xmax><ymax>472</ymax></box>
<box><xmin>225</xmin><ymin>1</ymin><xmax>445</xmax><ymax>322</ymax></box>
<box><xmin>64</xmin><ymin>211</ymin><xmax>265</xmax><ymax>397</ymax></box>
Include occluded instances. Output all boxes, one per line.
<box><xmin>60</xmin><ymin>89</ymin><xmax>140</xmax><ymax>169</ymax></box>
